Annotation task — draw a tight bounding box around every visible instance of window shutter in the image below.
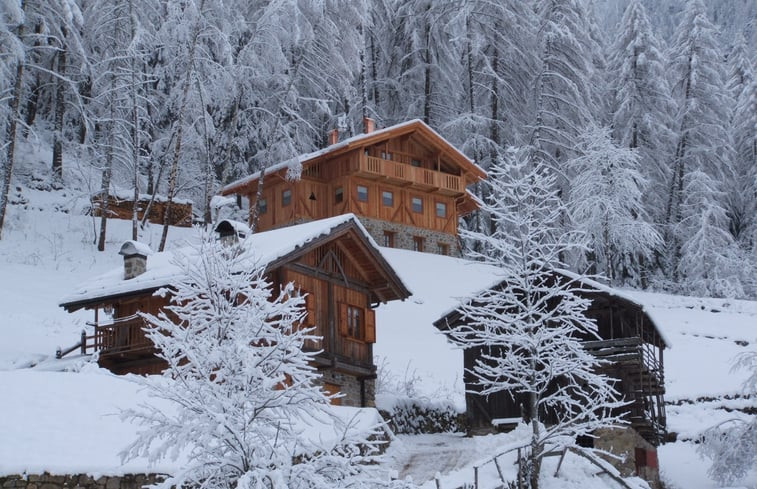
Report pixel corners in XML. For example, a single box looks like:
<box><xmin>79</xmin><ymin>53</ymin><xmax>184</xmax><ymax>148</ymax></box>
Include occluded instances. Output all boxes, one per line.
<box><xmin>339</xmin><ymin>302</ymin><xmax>348</xmax><ymax>336</ymax></box>
<box><xmin>365</xmin><ymin>308</ymin><xmax>376</xmax><ymax>343</ymax></box>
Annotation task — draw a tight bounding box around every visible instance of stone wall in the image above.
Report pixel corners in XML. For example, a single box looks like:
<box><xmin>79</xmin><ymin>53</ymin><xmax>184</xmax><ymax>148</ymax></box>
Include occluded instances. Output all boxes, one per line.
<box><xmin>319</xmin><ymin>370</ymin><xmax>375</xmax><ymax>408</ymax></box>
<box><xmin>0</xmin><ymin>474</ymin><xmax>164</xmax><ymax>489</ymax></box>
<box><xmin>357</xmin><ymin>217</ymin><xmax>461</xmax><ymax>257</ymax></box>
<box><xmin>594</xmin><ymin>427</ymin><xmax>661</xmax><ymax>489</ymax></box>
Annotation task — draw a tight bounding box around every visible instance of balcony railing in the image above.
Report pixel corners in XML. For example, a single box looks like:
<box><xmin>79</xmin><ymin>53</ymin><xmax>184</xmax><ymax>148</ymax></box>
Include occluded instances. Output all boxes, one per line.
<box><xmin>358</xmin><ymin>155</ymin><xmax>464</xmax><ymax>195</ymax></box>
<box><xmin>86</xmin><ymin>315</ymin><xmax>154</xmax><ymax>357</ymax></box>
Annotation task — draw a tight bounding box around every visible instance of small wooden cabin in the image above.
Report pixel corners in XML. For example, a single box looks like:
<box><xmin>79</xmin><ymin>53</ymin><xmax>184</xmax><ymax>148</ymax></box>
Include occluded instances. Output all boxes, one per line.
<box><xmin>434</xmin><ymin>276</ymin><xmax>667</xmax><ymax>447</ymax></box>
<box><xmin>221</xmin><ymin>119</ymin><xmax>486</xmax><ymax>256</ymax></box>
<box><xmin>59</xmin><ymin>215</ymin><xmax>410</xmax><ymax>407</ymax></box>
<box><xmin>90</xmin><ymin>191</ymin><xmax>193</xmax><ymax>227</ymax></box>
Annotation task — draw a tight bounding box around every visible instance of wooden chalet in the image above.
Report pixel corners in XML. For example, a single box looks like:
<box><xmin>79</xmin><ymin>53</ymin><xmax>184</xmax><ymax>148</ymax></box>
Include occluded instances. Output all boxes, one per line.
<box><xmin>221</xmin><ymin>119</ymin><xmax>486</xmax><ymax>256</ymax></box>
<box><xmin>433</xmin><ymin>275</ymin><xmax>668</xmax><ymax>448</ymax></box>
<box><xmin>59</xmin><ymin>215</ymin><xmax>410</xmax><ymax>407</ymax></box>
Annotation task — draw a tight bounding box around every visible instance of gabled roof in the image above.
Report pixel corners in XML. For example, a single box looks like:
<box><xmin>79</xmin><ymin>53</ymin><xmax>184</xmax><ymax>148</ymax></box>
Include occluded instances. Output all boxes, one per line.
<box><xmin>221</xmin><ymin>119</ymin><xmax>487</xmax><ymax>195</ymax></box>
<box><xmin>60</xmin><ymin>214</ymin><xmax>411</xmax><ymax>312</ymax></box>
<box><xmin>433</xmin><ymin>269</ymin><xmax>669</xmax><ymax>349</ymax></box>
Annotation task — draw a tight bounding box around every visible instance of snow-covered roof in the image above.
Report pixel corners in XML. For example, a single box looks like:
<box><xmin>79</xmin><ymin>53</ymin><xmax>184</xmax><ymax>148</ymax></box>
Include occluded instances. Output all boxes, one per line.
<box><xmin>221</xmin><ymin>119</ymin><xmax>486</xmax><ymax>195</ymax></box>
<box><xmin>60</xmin><ymin>214</ymin><xmax>406</xmax><ymax>310</ymax></box>
<box><xmin>215</xmin><ymin>219</ymin><xmax>252</xmax><ymax>237</ymax></box>
<box><xmin>118</xmin><ymin>240</ymin><xmax>153</xmax><ymax>257</ymax></box>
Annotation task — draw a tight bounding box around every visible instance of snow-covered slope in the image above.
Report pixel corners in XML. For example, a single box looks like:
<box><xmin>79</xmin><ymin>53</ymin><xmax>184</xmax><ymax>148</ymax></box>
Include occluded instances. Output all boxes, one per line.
<box><xmin>0</xmin><ymin>181</ymin><xmax>755</xmax><ymax>488</ymax></box>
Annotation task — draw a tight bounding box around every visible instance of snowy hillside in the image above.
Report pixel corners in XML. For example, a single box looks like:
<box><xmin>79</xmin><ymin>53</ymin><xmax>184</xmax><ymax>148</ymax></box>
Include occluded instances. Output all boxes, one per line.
<box><xmin>0</xmin><ymin>182</ymin><xmax>755</xmax><ymax>488</ymax></box>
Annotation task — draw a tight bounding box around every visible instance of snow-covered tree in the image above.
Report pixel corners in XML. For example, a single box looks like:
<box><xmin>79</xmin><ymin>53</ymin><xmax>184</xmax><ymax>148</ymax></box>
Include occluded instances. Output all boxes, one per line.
<box><xmin>664</xmin><ymin>0</ymin><xmax>734</xmax><ymax>281</ymax></box>
<box><xmin>446</xmin><ymin>149</ymin><xmax>625</xmax><ymax>489</ymax></box>
<box><xmin>697</xmin><ymin>351</ymin><xmax>757</xmax><ymax>486</ymax></box>
<box><xmin>122</xmin><ymin>232</ymin><xmax>400</xmax><ymax>489</ymax></box>
<box><xmin>568</xmin><ymin>125</ymin><xmax>661</xmax><ymax>285</ymax></box>
<box><xmin>608</xmin><ymin>0</ymin><xmax>676</xmax><ymax>225</ymax></box>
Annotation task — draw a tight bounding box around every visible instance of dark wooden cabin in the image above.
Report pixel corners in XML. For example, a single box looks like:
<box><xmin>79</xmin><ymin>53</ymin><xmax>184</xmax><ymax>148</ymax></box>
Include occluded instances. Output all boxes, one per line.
<box><xmin>59</xmin><ymin>215</ymin><xmax>410</xmax><ymax>407</ymax></box>
<box><xmin>433</xmin><ymin>276</ymin><xmax>667</xmax><ymax>447</ymax></box>
<box><xmin>90</xmin><ymin>191</ymin><xmax>193</xmax><ymax>227</ymax></box>
<box><xmin>221</xmin><ymin>119</ymin><xmax>486</xmax><ymax>256</ymax></box>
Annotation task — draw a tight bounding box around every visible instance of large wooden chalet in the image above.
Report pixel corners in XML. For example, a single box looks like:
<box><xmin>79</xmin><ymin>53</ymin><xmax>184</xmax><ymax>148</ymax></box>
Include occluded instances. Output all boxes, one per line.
<box><xmin>59</xmin><ymin>215</ymin><xmax>410</xmax><ymax>407</ymax></box>
<box><xmin>221</xmin><ymin>119</ymin><xmax>486</xmax><ymax>256</ymax></box>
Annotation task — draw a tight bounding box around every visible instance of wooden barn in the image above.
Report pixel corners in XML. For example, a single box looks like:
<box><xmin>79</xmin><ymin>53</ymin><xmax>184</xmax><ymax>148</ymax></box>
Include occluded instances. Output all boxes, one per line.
<box><xmin>59</xmin><ymin>215</ymin><xmax>410</xmax><ymax>407</ymax></box>
<box><xmin>433</xmin><ymin>274</ymin><xmax>667</xmax><ymax>482</ymax></box>
<box><xmin>221</xmin><ymin>118</ymin><xmax>486</xmax><ymax>256</ymax></box>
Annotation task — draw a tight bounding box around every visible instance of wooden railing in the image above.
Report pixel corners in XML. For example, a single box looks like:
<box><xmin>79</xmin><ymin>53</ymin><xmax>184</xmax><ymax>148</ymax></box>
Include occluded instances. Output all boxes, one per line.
<box><xmin>86</xmin><ymin>315</ymin><xmax>154</xmax><ymax>357</ymax></box>
<box><xmin>359</xmin><ymin>156</ymin><xmax>464</xmax><ymax>194</ymax></box>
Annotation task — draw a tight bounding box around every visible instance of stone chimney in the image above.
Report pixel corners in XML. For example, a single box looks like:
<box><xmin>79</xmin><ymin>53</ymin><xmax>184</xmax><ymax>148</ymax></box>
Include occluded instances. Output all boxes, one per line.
<box><xmin>119</xmin><ymin>240</ymin><xmax>152</xmax><ymax>280</ymax></box>
<box><xmin>363</xmin><ymin>117</ymin><xmax>375</xmax><ymax>134</ymax></box>
<box><xmin>328</xmin><ymin>128</ymin><xmax>339</xmax><ymax>145</ymax></box>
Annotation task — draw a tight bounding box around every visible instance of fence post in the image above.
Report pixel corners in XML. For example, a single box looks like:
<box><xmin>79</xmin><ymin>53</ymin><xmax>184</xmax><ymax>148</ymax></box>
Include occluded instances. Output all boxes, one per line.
<box><xmin>474</xmin><ymin>466</ymin><xmax>478</xmax><ymax>489</ymax></box>
<box><xmin>80</xmin><ymin>329</ymin><xmax>86</xmax><ymax>354</ymax></box>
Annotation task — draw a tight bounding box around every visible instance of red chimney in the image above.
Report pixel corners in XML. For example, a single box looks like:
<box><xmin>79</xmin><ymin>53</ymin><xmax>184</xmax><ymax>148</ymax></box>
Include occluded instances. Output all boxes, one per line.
<box><xmin>328</xmin><ymin>128</ymin><xmax>339</xmax><ymax>145</ymax></box>
<box><xmin>363</xmin><ymin>117</ymin><xmax>375</xmax><ymax>134</ymax></box>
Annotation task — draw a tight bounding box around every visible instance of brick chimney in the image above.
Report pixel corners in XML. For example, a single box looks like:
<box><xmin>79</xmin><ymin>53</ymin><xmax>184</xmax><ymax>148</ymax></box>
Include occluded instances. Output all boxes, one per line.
<box><xmin>119</xmin><ymin>240</ymin><xmax>152</xmax><ymax>280</ymax></box>
<box><xmin>328</xmin><ymin>128</ymin><xmax>339</xmax><ymax>145</ymax></box>
<box><xmin>363</xmin><ymin>117</ymin><xmax>375</xmax><ymax>134</ymax></box>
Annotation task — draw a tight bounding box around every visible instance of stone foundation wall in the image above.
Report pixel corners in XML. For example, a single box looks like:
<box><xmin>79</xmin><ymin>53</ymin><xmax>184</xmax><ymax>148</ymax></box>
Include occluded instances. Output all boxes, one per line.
<box><xmin>594</xmin><ymin>427</ymin><xmax>661</xmax><ymax>489</ymax></box>
<box><xmin>319</xmin><ymin>370</ymin><xmax>375</xmax><ymax>408</ymax></box>
<box><xmin>357</xmin><ymin>217</ymin><xmax>461</xmax><ymax>257</ymax></box>
<box><xmin>0</xmin><ymin>474</ymin><xmax>164</xmax><ymax>489</ymax></box>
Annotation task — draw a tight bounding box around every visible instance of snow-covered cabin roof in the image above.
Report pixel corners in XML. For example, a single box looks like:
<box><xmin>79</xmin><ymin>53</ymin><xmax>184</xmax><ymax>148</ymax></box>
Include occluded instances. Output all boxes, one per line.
<box><xmin>433</xmin><ymin>267</ymin><xmax>670</xmax><ymax>349</ymax></box>
<box><xmin>60</xmin><ymin>214</ymin><xmax>410</xmax><ymax>312</ymax></box>
<box><xmin>221</xmin><ymin>119</ymin><xmax>487</xmax><ymax>195</ymax></box>
<box><xmin>215</xmin><ymin>219</ymin><xmax>252</xmax><ymax>238</ymax></box>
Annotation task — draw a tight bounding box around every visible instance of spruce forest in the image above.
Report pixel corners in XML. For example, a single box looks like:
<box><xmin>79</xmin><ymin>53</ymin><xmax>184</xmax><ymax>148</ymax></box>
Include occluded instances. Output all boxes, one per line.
<box><xmin>0</xmin><ymin>0</ymin><xmax>755</xmax><ymax>297</ymax></box>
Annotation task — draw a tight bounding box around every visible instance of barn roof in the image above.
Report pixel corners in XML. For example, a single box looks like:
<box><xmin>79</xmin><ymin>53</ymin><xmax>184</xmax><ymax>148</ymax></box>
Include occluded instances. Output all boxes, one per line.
<box><xmin>60</xmin><ymin>214</ymin><xmax>410</xmax><ymax>312</ymax></box>
<box><xmin>432</xmin><ymin>269</ymin><xmax>670</xmax><ymax>349</ymax></box>
<box><xmin>220</xmin><ymin>119</ymin><xmax>487</xmax><ymax>195</ymax></box>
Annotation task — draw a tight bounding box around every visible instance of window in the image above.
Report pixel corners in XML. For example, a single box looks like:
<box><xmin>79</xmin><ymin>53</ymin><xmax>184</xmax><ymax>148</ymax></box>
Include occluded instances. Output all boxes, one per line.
<box><xmin>339</xmin><ymin>303</ymin><xmax>376</xmax><ymax>343</ymax></box>
<box><xmin>383</xmin><ymin>231</ymin><xmax>395</xmax><ymax>247</ymax></box>
<box><xmin>411</xmin><ymin>159</ymin><xmax>422</xmax><ymax>168</ymax></box>
<box><xmin>258</xmin><ymin>198</ymin><xmax>268</xmax><ymax>214</ymax></box>
<box><xmin>335</xmin><ymin>187</ymin><xmax>343</xmax><ymax>204</ymax></box>
<box><xmin>413</xmin><ymin>236</ymin><xmax>424</xmax><ymax>252</ymax></box>
<box><xmin>380</xmin><ymin>151</ymin><xmax>393</xmax><ymax>160</ymax></box>
<box><xmin>439</xmin><ymin>243</ymin><xmax>450</xmax><ymax>256</ymax></box>
<box><xmin>411</xmin><ymin>196</ymin><xmax>423</xmax><ymax>213</ymax></box>
<box><xmin>382</xmin><ymin>190</ymin><xmax>394</xmax><ymax>207</ymax></box>
<box><xmin>282</xmin><ymin>189</ymin><xmax>292</xmax><ymax>207</ymax></box>
<box><xmin>357</xmin><ymin>185</ymin><xmax>368</xmax><ymax>202</ymax></box>
<box><xmin>436</xmin><ymin>201</ymin><xmax>447</xmax><ymax>218</ymax></box>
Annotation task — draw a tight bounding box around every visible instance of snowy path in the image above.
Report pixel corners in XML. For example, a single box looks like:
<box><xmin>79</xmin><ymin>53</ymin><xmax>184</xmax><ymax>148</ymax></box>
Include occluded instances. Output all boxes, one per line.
<box><xmin>390</xmin><ymin>434</ymin><xmax>478</xmax><ymax>483</ymax></box>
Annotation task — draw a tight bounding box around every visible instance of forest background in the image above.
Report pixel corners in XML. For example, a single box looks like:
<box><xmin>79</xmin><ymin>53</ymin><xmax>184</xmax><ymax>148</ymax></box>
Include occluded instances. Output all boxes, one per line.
<box><xmin>0</xmin><ymin>0</ymin><xmax>755</xmax><ymax>298</ymax></box>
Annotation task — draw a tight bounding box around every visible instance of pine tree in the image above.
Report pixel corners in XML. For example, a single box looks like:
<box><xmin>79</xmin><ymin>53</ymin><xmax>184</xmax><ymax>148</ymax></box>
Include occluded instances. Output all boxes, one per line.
<box><xmin>664</xmin><ymin>0</ymin><xmax>735</xmax><ymax>286</ymax></box>
<box><xmin>567</xmin><ymin>125</ymin><xmax>661</xmax><ymax>285</ymax></box>
<box><xmin>608</xmin><ymin>0</ymin><xmax>676</xmax><ymax>228</ymax></box>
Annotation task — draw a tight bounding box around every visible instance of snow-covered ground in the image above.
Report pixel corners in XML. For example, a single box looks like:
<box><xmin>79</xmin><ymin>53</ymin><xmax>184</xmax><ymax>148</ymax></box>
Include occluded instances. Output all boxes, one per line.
<box><xmin>0</xmin><ymin>163</ymin><xmax>755</xmax><ymax>488</ymax></box>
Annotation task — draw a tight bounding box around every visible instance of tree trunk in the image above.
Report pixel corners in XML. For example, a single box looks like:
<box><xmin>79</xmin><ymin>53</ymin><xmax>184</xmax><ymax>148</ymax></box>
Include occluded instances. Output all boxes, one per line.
<box><xmin>0</xmin><ymin>19</ymin><xmax>26</xmax><ymax>240</ymax></box>
<box><xmin>23</xmin><ymin>21</ymin><xmax>43</xmax><ymax>138</ymax></box>
<box><xmin>129</xmin><ymin>0</ymin><xmax>140</xmax><ymax>241</ymax></box>
<box><xmin>158</xmin><ymin>0</ymin><xmax>206</xmax><ymax>251</ymax></box>
<box><xmin>97</xmin><ymin>123</ymin><xmax>114</xmax><ymax>251</ymax></box>
<box><xmin>51</xmin><ymin>27</ymin><xmax>68</xmax><ymax>187</ymax></box>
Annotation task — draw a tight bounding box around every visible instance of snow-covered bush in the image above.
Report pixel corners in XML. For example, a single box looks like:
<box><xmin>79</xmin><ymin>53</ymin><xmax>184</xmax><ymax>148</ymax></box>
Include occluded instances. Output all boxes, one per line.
<box><xmin>698</xmin><ymin>351</ymin><xmax>757</xmax><ymax>486</ymax></box>
<box><xmin>377</xmin><ymin>396</ymin><xmax>464</xmax><ymax>435</ymax></box>
<box><xmin>121</xmin><ymin>231</ymin><xmax>404</xmax><ymax>489</ymax></box>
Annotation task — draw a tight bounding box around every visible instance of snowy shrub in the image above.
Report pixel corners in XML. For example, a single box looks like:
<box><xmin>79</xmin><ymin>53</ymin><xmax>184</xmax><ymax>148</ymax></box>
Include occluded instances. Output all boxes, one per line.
<box><xmin>377</xmin><ymin>396</ymin><xmax>464</xmax><ymax>435</ymax></box>
<box><xmin>698</xmin><ymin>351</ymin><xmax>757</xmax><ymax>486</ymax></box>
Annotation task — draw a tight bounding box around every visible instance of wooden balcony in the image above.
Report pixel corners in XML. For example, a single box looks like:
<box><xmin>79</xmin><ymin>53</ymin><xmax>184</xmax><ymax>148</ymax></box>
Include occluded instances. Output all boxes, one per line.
<box><xmin>356</xmin><ymin>155</ymin><xmax>465</xmax><ymax>196</ymax></box>
<box><xmin>85</xmin><ymin>315</ymin><xmax>154</xmax><ymax>359</ymax></box>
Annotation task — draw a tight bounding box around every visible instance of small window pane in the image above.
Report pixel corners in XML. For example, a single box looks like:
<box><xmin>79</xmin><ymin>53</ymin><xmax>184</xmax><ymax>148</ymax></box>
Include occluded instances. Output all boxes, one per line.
<box><xmin>347</xmin><ymin>305</ymin><xmax>362</xmax><ymax>338</ymax></box>
<box><xmin>412</xmin><ymin>197</ymin><xmax>423</xmax><ymax>213</ymax></box>
<box><xmin>411</xmin><ymin>159</ymin><xmax>421</xmax><ymax>167</ymax></box>
<box><xmin>357</xmin><ymin>185</ymin><xmax>368</xmax><ymax>202</ymax></box>
<box><xmin>282</xmin><ymin>189</ymin><xmax>292</xmax><ymax>207</ymax></box>
<box><xmin>436</xmin><ymin>202</ymin><xmax>447</xmax><ymax>218</ymax></box>
<box><xmin>412</xmin><ymin>236</ymin><xmax>424</xmax><ymax>252</ymax></box>
<box><xmin>382</xmin><ymin>190</ymin><xmax>394</xmax><ymax>207</ymax></box>
<box><xmin>383</xmin><ymin>231</ymin><xmax>394</xmax><ymax>247</ymax></box>
<box><xmin>335</xmin><ymin>187</ymin><xmax>343</xmax><ymax>204</ymax></box>
<box><xmin>259</xmin><ymin>198</ymin><xmax>268</xmax><ymax>214</ymax></box>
